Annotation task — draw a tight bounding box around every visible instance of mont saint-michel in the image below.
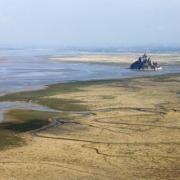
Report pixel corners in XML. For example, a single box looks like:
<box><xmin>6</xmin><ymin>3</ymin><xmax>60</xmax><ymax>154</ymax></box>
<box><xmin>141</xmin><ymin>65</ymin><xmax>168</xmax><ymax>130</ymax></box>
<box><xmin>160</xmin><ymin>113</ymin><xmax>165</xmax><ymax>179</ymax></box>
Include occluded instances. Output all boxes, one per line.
<box><xmin>130</xmin><ymin>53</ymin><xmax>162</xmax><ymax>70</ymax></box>
<box><xmin>0</xmin><ymin>0</ymin><xmax>180</xmax><ymax>179</ymax></box>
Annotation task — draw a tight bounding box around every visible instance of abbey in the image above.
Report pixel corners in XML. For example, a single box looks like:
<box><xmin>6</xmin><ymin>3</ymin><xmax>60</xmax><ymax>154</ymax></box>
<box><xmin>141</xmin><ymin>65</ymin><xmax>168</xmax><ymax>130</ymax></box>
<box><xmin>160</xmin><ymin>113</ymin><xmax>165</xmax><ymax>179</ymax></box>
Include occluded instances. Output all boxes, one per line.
<box><xmin>130</xmin><ymin>53</ymin><xmax>162</xmax><ymax>70</ymax></box>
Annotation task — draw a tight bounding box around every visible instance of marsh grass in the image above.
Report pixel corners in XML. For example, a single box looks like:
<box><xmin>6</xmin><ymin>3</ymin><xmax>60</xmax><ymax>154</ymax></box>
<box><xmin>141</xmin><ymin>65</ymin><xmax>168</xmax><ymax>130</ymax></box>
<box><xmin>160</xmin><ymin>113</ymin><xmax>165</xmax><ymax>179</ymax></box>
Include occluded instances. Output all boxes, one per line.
<box><xmin>0</xmin><ymin>79</ymin><xmax>124</xmax><ymax>102</ymax></box>
<box><xmin>0</xmin><ymin>130</ymin><xmax>24</xmax><ymax>150</ymax></box>
<box><xmin>0</xmin><ymin>110</ymin><xmax>59</xmax><ymax>150</ymax></box>
<box><xmin>39</xmin><ymin>98</ymin><xmax>88</xmax><ymax>111</ymax></box>
<box><xmin>0</xmin><ymin>73</ymin><xmax>180</xmax><ymax>179</ymax></box>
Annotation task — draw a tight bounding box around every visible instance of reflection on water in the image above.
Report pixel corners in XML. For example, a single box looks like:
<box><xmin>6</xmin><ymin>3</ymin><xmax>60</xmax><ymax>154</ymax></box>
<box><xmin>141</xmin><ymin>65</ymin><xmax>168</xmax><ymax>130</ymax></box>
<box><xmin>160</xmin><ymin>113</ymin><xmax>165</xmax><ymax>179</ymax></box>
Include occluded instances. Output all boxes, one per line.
<box><xmin>0</xmin><ymin>51</ymin><xmax>180</xmax><ymax>122</ymax></box>
<box><xmin>1</xmin><ymin>55</ymin><xmax>180</xmax><ymax>96</ymax></box>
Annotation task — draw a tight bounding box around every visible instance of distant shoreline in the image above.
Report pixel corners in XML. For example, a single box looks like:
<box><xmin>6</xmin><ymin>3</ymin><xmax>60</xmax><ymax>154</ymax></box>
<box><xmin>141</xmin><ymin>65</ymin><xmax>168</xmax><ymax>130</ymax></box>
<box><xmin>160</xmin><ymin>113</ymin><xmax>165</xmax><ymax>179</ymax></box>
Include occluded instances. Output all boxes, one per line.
<box><xmin>50</xmin><ymin>53</ymin><xmax>180</xmax><ymax>65</ymax></box>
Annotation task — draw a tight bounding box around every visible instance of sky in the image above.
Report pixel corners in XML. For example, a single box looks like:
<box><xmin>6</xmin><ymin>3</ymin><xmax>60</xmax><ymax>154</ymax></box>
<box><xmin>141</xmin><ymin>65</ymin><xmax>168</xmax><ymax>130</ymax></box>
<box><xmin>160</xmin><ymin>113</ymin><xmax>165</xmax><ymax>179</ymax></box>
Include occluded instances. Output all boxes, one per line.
<box><xmin>0</xmin><ymin>0</ymin><xmax>180</xmax><ymax>48</ymax></box>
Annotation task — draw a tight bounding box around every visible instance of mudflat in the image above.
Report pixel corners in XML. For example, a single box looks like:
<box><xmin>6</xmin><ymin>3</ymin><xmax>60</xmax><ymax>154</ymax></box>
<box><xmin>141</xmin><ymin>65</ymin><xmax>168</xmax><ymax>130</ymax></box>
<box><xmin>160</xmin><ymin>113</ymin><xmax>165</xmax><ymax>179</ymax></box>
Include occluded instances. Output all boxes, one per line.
<box><xmin>0</xmin><ymin>73</ymin><xmax>180</xmax><ymax>179</ymax></box>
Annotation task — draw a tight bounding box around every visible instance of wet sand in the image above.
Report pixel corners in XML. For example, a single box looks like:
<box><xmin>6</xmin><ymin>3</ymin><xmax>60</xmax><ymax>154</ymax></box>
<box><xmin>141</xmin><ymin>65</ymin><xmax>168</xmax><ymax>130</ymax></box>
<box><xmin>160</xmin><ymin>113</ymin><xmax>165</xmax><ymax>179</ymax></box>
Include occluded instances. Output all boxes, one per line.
<box><xmin>1</xmin><ymin>53</ymin><xmax>180</xmax><ymax>97</ymax></box>
<box><xmin>50</xmin><ymin>53</ymin><xmax>180</xmax><ymax>64</ymax></box>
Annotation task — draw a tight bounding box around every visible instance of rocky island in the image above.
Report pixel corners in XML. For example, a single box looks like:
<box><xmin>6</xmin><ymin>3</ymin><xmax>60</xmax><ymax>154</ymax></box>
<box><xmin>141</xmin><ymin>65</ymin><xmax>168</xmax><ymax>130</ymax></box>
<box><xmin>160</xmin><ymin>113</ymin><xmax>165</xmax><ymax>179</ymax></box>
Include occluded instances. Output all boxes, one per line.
<box><xmin>130</xmin><ymin>53</ymin><xmax>162</xmax><ymax>70</ymax></box>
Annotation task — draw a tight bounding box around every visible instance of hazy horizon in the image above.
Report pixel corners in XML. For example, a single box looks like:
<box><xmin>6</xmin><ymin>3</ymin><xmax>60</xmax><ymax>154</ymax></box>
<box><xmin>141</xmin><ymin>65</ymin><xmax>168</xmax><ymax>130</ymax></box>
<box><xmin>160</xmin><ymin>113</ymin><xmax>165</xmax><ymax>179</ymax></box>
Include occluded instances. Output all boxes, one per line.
<box><xmin>0</xmin><ymin>0</ymin><xmax>180</xmax><ymax>48</ymax></box>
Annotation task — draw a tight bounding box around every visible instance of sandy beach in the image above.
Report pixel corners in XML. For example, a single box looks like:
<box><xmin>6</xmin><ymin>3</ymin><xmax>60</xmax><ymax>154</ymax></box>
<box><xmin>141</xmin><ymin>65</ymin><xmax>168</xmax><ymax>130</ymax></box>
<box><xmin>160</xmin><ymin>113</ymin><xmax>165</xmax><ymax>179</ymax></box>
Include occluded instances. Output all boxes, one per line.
<box><xmin>50</xmin><ymin>53</ymin><xmax>180</xmax><ymax>64</ymax></box>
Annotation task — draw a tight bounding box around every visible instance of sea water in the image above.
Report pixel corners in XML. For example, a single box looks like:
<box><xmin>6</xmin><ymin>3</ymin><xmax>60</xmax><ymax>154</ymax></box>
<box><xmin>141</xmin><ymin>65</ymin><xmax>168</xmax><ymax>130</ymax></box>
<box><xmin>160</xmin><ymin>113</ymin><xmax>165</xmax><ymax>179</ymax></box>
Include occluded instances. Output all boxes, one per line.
<box><xmin>0</xmin><ymin>49</ymin><xmax>180</xmax><ymax>122</ymax></box>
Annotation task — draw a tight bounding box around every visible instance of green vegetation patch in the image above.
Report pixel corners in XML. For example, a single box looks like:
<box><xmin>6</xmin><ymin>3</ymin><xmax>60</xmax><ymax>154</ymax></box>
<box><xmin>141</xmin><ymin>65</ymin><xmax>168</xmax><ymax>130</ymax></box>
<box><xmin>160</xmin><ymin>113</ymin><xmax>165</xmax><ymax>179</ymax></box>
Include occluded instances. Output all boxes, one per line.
<box><xmin>0</xmin><ymin>82</ymin><xmax>85</xmax><ymax>102</ymax></box>
<box><xmin>0</xmin><ymin>82</ymin><xmax>90</xmax><ymax>111</ymax></box>
<box><xmin>0</xmin><ymin>109</ymin><xmax>59</xmax><ymax>150</ymax></box>
<box><xmin>0</xmin><ymin>130</ymin><xmax>24</xmax><ymax>150</ymax></box>
<box><xmin>0</xmin><ymin>80</ymin><xmax>117</xmax><ymax>102</ymax></box>
<box><xmin>39</xmin><ymin>98</ymin><xmax>88</xmax><ymax>111</ymax></box>
<box><xmin>3</xmin><ymin>109</ymin><xmax>58</xmax><ymax>132</ymax></box>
